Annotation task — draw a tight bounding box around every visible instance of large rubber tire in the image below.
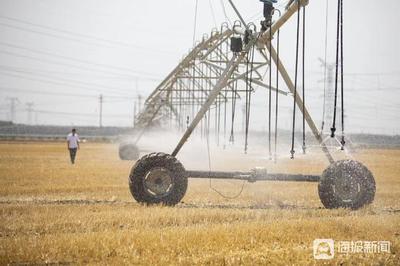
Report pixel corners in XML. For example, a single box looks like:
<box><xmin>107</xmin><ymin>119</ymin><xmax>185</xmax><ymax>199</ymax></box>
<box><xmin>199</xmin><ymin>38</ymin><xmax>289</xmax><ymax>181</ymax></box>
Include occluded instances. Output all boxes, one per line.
<box><xmin>318</xmin><ymin>160</ymin><xmax>376</xmax><ymax>210</ymax></box>
<box><xmin>119</xmin><ymin>143</ymin><xmax>140</xmax><ymax>161</ymax></box>
<box><xmin>129</xmin><ymin>152</ymin><xmax>188</xmax><ymax>206</ymax></box>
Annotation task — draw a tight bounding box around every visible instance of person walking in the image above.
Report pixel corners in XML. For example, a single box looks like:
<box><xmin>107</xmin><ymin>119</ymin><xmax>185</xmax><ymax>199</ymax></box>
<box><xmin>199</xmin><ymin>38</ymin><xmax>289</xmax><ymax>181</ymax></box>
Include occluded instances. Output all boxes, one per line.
<box><xmin>67</xmin><ymin>128</ymin><xmax>80</xmax><ymax>164</ymax></box>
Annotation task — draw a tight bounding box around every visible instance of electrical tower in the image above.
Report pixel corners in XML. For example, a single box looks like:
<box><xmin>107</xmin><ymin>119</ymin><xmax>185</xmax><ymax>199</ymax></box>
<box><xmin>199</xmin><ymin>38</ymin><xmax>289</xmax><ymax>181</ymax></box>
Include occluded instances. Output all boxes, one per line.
<box><xmin>7</xmin><ymin>97</ymin><xmax>19</xmax><ymax>123</ymax></box>
<box><xmin>26</xmin><ymin>102</ymin><xmax>34</xmax><ymax>125</ymax></box>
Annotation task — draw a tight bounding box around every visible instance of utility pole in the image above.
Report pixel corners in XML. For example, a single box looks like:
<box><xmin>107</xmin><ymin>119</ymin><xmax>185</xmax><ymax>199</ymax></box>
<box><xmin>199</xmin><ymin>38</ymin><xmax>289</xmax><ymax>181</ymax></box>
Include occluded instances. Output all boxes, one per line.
<box><xmin>99</xmin><ymin>94</ymin><xmax>103</xmax><ymax>128</ymax></box>
<box><xmin>26</xmin><ymin>102</ymin><xmax>34</xmax><ymax>125</ymax></box>
<box><xmin>7</xmin><ymin>97</ymin><xmax>19</xmax><ymax>123</ymax></box>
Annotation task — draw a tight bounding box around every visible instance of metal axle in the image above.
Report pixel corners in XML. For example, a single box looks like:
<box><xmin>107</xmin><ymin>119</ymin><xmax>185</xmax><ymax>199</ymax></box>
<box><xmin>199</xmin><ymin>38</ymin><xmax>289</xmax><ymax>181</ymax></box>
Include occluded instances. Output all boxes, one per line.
<box><xmin>186</xmin><ymin>169</ymin><xmax>320</xmax><ymax>182</ymax></box>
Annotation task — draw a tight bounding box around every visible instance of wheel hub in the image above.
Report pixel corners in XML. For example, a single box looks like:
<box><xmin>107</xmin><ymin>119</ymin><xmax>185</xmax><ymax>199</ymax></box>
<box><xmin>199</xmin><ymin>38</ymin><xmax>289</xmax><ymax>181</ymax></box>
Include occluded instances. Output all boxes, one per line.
<box><xmin>144</xmin><ymin>167</ymin><xmax>173</xmax><ymax>197</ymax></box>
<box><xmin>333</xmin><ymin>173</ymin><xmax>361</xmax><ymax>203</ymax></box>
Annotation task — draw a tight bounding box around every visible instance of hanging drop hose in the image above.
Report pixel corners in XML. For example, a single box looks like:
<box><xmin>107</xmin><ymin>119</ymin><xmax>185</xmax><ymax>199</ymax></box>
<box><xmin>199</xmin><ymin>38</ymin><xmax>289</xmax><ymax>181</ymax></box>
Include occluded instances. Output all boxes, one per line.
<box><xmin>274</xmin><ymin>9</ymin><xmax>282</xmax><ymax>162</ymax></box>
<box><xmin>223</xmin><ymin>35</ymin><xmax>229</xmax><ymax>148</ymax></box>
<box><xmin>244</xmin><ymin>33</ymin><xmax>256</xmax><ymax>154</ymax></box>
<box><xmin>245</xmin><ymin>51</ymin><xmax>250</xmax><ymax>153</ymax></box>
<box><xmin>340</xmin><ymin>0</ymin><xmax>345</xmax><ymax>149</ymax></box>
<box><xmin>207</xmin><ymin>65</ymin><xmax>212</xmax><ymax>138</ymax></box>
<box><xmin>191</xmin><ymin>0</ymin><xmax>199</xmax><ymax>127</ymax></box>
<box><xmin>206</xmin><ymin>108</ymin><xmax>246</xmax><ymax>199</ymax></box>
<box><xmin>204</xmin><ymin>51</ymin><xmax>245</xmax><ymax>198</ymax></box>
<box><xmin>331</xmin><ymin>0</ymin><xmax>342</xmax><ymax>138</ymax></box>
<box><xmin>290</xmin><ymin>2</ymin><xmax>301</xmax><ymax>159</ymax></box>
<box><xmin>229</xmin><ymin>71</ymin><xmax>238</xmax><ymax>144</ymax></box>
<box><xmin>217</xmin><ymin>94</ymin><xmax>221</xmax><ymax>146</ymax></box>
<box><xmin>223</xmin><ymin>99</ymin><xmax>228</xmax><ymax>146</ymax></box>
<box><xmin>302</xmin><ymin>6</ymin><xmax>306</xmax><ymax>154</ymax></box>
<box><xmin>223</xmin><ymin>91</ymin><xmax>227</xmax><ymax>148</ymax></box>
<box><xmin>274</xmin><ymin>11</ymin><xmax>281</xmax><ymax>162</ymax></box>
<box><xmin>268</xmin><ymin>23</ymin><xmax>273</xmax><ymax>160</ymax></box>
<box><xmin>200</xmin><ymin>62</ymin><xmax>204</xmax><ymax>138</ymax></box>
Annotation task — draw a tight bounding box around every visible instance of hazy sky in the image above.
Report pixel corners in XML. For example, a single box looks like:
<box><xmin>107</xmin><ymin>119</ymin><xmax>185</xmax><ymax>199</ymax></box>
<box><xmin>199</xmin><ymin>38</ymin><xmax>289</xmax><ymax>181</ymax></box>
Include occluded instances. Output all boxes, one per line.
<box><xmin>0</xmin><ymin>0</ymin><xmax>399</xmax><ymax>135</ymax></box>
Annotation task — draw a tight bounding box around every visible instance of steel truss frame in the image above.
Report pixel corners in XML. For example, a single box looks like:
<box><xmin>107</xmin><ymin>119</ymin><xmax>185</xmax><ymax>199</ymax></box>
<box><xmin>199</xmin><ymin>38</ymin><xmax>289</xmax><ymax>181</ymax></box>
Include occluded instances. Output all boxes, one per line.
<box><xmin>126</xmin><ymin>1</ymin><xmax>377</xmax><ymax>211</ymax></box>
<box><xmin>132</xmin><ymin>0</ymin><xmax>335</xmax><ymax>178</ymax></box>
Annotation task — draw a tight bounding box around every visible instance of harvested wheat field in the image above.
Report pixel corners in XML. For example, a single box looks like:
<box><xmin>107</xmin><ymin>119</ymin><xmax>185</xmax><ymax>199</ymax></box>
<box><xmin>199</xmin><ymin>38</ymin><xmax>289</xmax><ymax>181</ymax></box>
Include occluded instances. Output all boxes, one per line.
<box><xmin>0</xmin><ymin>141</ymin><xmax>399</xmax><ymax>265</ymax></box>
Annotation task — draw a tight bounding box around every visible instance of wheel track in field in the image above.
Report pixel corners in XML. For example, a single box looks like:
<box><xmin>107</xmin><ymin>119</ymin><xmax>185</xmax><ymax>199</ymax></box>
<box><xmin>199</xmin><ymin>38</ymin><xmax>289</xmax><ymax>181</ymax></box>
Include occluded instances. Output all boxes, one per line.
<box><xmin>0</xmin><ymin>198</ymin><xmax>128</xmax><ymax>206</ymax></box>
<box><xmin>0</xmin><ymin>198</ymin><xmax>399</xmax><ymax>214</ymax></box>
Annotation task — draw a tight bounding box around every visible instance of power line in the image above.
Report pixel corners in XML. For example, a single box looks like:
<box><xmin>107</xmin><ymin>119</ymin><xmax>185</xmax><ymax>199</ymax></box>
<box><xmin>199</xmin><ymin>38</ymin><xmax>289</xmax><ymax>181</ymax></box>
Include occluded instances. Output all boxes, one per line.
<box><xmin>0</xmin><ymin>86</ymin><xmax>136</xmax><ymax>99</ymax></box>
<box><xmin>0</xmin><ymin>49</ymin><xmax>136</xmax><ymax>79</ymax></box>
<box><xmin>0</xmin><ymin>22</ymin><xmax>118</xmax><ymax>50</ymax></box>
<box><xmin>0</xmin><ymin>70</ymin><xmax>134</xmax><ymax>97</ymax></box>
<box><xmin>0</xmin><ymin>67</ymin><xmax>136</xmax><ymax>95</ymax></box>
<box><xmin>0</xmin><ymin>64</ymin><xmax>138</xmax><ymax>93</ymax></box>
<box><xmin>0</xmin><ymin>42</ymin><xmax>161</xmax><ymax>79</ymax></box>
<box><xmin>0</xmin><ymin>61</ymin><xmax>160</xmax><ymax>81</ymax></box>
<box><xmin>0</xmin><ymin>16</ymin><xmax>176</xmax><ymax>55</ymax></box>
<box><xmin>34</xmin><ymin>109</ymin><xmax>131</xmax><ymax>118</ymax></box>
<box><xmin>0</xmin><ymin>15</ymin><xmax>141</xmax><ymax>47</ymax></box>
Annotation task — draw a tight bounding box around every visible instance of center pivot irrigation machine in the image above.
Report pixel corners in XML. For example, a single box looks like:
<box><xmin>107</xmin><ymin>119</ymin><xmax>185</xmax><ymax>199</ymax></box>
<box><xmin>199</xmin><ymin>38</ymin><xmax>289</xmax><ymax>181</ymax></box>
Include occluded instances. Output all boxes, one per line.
<box><xmin>125</xmin><ymin>0</ymin><xmax>376</xmax><ymax>209</ymax></box>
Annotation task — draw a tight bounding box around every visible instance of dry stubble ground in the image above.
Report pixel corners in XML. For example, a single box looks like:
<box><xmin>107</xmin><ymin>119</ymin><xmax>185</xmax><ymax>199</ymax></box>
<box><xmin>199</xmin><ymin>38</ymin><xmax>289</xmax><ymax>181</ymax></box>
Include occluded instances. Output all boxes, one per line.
<box><xmin>0</xmin><ymin>141</ymin><xmax>399</xmax><ymax>265</ymax></box>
